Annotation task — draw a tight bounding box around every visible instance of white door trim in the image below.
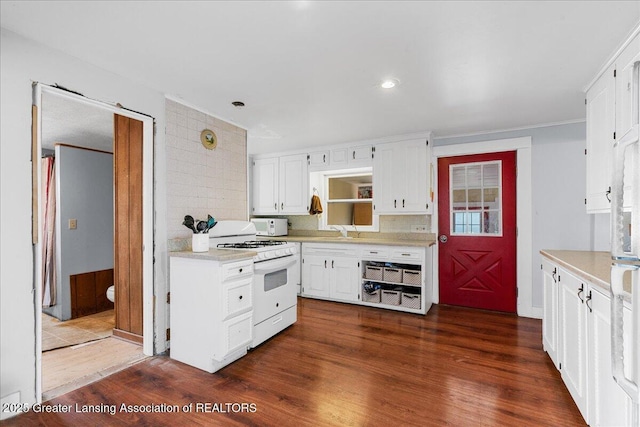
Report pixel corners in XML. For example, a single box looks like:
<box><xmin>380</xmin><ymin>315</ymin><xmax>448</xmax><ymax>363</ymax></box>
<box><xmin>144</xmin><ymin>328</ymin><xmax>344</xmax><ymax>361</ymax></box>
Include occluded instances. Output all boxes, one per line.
<box><xmin>432</xmin><ymin>137</ymin><xmax>537</xmax><ymax>318</ymax></box>
<box><xmin>33</xmin><ymin>84</ymin><xmax>155</xmax><ymax>401</ymax></box>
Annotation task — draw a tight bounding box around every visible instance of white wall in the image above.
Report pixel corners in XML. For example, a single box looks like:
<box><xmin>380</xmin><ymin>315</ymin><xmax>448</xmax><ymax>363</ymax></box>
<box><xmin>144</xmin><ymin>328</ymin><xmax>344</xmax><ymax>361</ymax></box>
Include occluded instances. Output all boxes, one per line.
<box><xmin>0</xmin><ymin>28</ymin><xmax>168</xmax><ymax>418</ymax></box>
<box><xmin>434</xmin><ymin>122</ymin><xmax>593</xmax><ymax>310</ymax></box>
<box><xmin>44</xmin><ymin>146</ymin><xmax>114</xmax><ymax>321</ymax></box>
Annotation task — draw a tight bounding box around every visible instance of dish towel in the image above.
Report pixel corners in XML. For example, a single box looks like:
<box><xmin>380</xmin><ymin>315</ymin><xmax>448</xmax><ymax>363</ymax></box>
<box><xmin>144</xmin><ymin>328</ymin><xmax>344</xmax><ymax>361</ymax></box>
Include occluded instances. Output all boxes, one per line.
<box><xmin>309</xmin><ymin>194</ymin><xmax>323</xmax><ymax>215</ymax></box>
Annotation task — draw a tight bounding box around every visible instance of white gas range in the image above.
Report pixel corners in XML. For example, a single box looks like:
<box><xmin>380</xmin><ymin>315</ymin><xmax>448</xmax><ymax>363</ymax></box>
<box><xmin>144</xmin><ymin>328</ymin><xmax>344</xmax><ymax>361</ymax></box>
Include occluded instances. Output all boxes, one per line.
<box><xmin>210</xmin><ymin>221</ymin><xmax>298</xmax><ymax>348</ymax></box>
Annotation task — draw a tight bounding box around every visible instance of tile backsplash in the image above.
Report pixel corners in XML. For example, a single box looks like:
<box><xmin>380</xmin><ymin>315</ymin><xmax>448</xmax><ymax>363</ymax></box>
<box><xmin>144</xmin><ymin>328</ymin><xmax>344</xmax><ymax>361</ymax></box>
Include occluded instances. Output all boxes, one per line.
<box><xmin>166</xmin><ymin>99</ymin><xmax>247</xmax><ymax>240</ymax></box>
<box><xmin>286</xmin><ymin>214</ymin><xmax>431</xmax><ymax>233</ymax></box>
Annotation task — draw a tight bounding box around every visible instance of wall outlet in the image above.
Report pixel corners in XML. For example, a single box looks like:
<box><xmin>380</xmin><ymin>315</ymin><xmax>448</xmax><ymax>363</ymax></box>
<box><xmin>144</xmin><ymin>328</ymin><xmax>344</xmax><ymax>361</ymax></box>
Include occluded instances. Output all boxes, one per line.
<box><xmin>68</xmin><ymin>219</ymin><xmax>77</xmax><ymax>230</ymax></box>
<box><xmin>411</xmin><ymin>224</ymin><xmax>428</xmax><ymax>233</ymax></box>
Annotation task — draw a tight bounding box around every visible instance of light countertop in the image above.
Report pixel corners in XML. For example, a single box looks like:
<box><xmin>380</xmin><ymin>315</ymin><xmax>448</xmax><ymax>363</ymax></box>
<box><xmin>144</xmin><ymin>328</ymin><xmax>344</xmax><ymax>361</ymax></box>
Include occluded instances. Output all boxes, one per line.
<box><xmin>169</xmin><ymin>248</ymin><xmax>256</xmax><ymax>262</ymax></box>
<box><xmin>540</xmin><ymin>250</ymin><xmax>632</xmax><ymax>295</ymax></box>
<box><xmin>259</xmin><ymin>233</ymin><xmax>437</xmax><ymax>247</ymax></box>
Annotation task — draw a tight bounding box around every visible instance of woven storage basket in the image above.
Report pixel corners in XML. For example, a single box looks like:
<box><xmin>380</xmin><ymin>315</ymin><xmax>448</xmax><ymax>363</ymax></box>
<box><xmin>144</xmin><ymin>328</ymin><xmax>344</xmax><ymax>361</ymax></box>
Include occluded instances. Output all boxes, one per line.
<box><xmin>381</xmin><ymin>289</ymin><xmax>401</xmax><ymax>305</ymax></box>
<box><xmin>365</xmin><ymin>266</ymin><xmax>383</xmax><ymax>280</ymax></box>
<box><xmin>402</xmin><ymin>269</ymin><xmax>422</xmax><ymax>286</ymax></box>
<box><xmin>401</xmin><ymin>292</ymin><xmax>421</xmax><ymax>310</ymax></box>
<box><xmin>362</xmin><ymin>289</ymin><xmax>381</xmax><ymax>303</ymax></box>
<box><xmin>383</xmin><ymin>267</ymin><xmax>403</xmax><ymax>283</ymax></box>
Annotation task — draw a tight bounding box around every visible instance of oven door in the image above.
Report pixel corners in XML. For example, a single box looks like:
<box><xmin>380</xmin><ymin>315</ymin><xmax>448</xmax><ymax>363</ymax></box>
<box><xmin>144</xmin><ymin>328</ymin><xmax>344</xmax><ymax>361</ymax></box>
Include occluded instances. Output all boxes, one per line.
<box><xmin>253</xmin><ymin>256</ymin><xmax>297</xmax><ymax>325</ymax></box>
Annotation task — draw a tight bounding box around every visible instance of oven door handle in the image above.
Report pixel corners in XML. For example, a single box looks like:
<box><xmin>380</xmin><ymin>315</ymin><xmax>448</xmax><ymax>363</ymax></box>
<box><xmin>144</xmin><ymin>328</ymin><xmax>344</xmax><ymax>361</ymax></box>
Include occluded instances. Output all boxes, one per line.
<box><xmin>254</xmin><ymin>257</ymin><xmax>297</xmax><ymax>275</ymax></box>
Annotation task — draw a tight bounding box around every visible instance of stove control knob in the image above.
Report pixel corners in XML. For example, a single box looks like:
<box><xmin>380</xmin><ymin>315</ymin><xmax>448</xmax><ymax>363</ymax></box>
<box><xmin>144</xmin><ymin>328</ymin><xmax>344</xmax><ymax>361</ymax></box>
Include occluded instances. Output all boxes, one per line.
<box><xmin>276</xmin><ymin>249</ymin><xmax>284</xmax><ymax>257</ymax></box>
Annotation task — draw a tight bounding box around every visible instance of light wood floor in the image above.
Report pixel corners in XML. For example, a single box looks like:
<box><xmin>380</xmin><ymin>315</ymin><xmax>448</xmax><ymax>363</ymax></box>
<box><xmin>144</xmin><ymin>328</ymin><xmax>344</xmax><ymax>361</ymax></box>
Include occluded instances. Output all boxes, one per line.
<box><xmin>42</xmin><ymin>337</ymin><xmax>147</xmax><ymax>401</ymax></box>
<box><xmin>42</xmin><ymin>309</ymin><xmax>115</xmax><ymax>351</ymax></box>
<box><xmin>10</xmin><ymin>298</ymin><xmax>585</xmax><ymax>426</ymax></box>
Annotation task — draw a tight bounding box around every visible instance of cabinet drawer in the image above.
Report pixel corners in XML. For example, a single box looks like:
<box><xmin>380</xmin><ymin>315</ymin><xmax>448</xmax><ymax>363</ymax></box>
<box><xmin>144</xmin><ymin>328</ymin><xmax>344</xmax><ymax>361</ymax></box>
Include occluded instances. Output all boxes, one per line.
<box><xmin>222</xmin><ymin>260</ymin><xmax>253</xmax><ymax>281</ymax></box>
<box><xmin>219</xmin><ymin>311</ymin><xmax>253</xmax><ymax>360</ymax></box>
<box><xmin>361</xmin><ymin>248</ymin><xmax>388</xmax><ymax>259</ymax></box>
<box><xmin>390</xmin><ymin>248</ymin><xmax>423</xmax><ymax>262</ymax></box>
<box><xmin>223</xmin><ymin>278</ymin><xmax>253</xmax><ymax>320</ymax></box>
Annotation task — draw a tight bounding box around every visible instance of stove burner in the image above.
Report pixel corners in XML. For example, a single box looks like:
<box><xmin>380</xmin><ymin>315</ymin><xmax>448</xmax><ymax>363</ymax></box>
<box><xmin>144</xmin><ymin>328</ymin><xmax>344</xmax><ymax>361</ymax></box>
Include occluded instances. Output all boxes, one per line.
<box><xmin>217</xmin><ymin>240</ymin><xmax>286</xmax><ymax>249</ymax></box>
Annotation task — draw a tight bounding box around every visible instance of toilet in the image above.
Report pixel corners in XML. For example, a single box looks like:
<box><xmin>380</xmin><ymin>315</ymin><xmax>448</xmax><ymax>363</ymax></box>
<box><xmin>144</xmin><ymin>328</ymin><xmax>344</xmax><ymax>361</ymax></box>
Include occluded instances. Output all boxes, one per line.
<box><xmin>106</xmin><ymin>285</ymin><xmax>115</xmax><ymax>303</ymax></box>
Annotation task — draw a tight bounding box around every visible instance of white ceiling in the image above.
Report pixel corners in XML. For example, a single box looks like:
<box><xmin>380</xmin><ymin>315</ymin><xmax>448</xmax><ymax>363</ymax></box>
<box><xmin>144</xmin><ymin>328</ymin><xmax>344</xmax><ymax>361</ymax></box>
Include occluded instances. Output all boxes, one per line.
<box><xmin>41</xmin><ymin>91</ymin><xmax>113</xmax><ymax>152</ymax></box>
<box><xmin>2</xmin><ymin>1</ymin><xmax>639</xmax><ymax>155</ymax></box>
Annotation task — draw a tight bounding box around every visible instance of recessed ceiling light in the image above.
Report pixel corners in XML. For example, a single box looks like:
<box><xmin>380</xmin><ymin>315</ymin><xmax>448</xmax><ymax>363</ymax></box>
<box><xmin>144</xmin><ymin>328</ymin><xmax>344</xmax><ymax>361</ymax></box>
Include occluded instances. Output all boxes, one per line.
<box><xmin>232</xmin><ymin>101</ymin><xmax>245</xmax><ymax>108</ymax></box>
<box><xmin>381</xmin><ymin>79</ymin><xmax>399</xmax><ymax>89</ymax></box>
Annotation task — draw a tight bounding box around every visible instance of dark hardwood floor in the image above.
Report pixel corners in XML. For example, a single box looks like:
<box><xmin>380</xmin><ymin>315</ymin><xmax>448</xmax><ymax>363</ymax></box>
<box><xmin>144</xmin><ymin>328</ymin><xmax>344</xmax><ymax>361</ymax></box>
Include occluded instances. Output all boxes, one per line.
<box><xmin>6</xmin><ymin>298</ymin><xmax>585</xmax><ymax>426</ymax></box>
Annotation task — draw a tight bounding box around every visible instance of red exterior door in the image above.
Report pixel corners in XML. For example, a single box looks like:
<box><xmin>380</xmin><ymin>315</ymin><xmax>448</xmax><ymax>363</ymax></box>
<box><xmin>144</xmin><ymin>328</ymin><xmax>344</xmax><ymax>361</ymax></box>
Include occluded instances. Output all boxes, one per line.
<box><xmin>438</xmin><ymin>151</ymin><xmax>517</xmax><ymax>313</ymax></box>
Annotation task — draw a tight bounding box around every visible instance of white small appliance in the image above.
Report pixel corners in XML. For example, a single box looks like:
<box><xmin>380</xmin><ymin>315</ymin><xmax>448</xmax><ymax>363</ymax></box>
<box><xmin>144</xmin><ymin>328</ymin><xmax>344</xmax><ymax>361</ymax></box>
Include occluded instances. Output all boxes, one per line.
<box><xmin>211</xmin><ymin>221</ymin><xmax>298</xmax><ymax>348</ymax></box>
<box><xmin>251</xmin><ymin>218</ymin><xmax>288</xmax><ymax>236</ymax></box>
<box><xmin>610</xmin><ymin>57</ymin><xmax>639</xmax><ymax>425</ymax></box>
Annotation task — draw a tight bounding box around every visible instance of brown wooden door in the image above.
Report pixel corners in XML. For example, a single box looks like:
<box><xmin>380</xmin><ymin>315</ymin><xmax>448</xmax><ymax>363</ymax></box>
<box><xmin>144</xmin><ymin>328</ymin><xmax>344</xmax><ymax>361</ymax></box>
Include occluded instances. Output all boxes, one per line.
<box><xmin>438</xmin><ymin>151</ymin><xmax>517</xmax><ymax>313</ymax></box>
<box><xmin>114</xmin><ymin>114</ymin><xmax>143</xmax><ymax>341</ymax></box>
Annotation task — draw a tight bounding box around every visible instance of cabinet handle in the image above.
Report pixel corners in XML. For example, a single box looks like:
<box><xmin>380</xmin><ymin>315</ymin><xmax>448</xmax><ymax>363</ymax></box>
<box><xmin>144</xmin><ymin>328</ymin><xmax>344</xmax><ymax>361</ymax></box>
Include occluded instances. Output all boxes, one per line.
<box><xmin>239</xmin><ymin>295</ymin><xmax>243</xmax><ymax>300</ymax></box>
<box><xmin>281</xmin><ymin>203</ymin><xmax>284</xmax><ymax>210</ymax></box>
<box><xmin>274</xmin><ymin>203</ymin><xmax>277</xmax><ymax>210</ymax></box>
<box><xmin>402</xmin><ymin>199</ymin><xmax>405</xmax><ymax>208</ymax></box>
<box><xmin>332</xmin><ymin>260</ymin><xmax>334</xmax><ymax>268</ymax></box>
<box><xmin>394</xmin><ymin>200</ymin><xmax>397</xmax><ymax>208</ymax></box>
<box><xmin>606</xmin><ymin>186</ymin><xmax>612</xmax><ymax>203</ymax></box>
<box><xmin>552</xmin><ymin>268</ymin><xmax>557</xmax><ymax>283</ymax></box>
<box><xmin>323</xmin><ymin>154</ymin><xmax>326</xmax><ymax>163</ymax></box>
<box><xmin>239</xmin><ymin>268</ymin><xmax>243</xmax><ymax>273</ymax></box>
<box><xmin>578</xmin><ymin>284</ymin><xmax>584</xmax><ymax>303</ymax></box>
<box><xmin>401</xmin><ymin>253</ymin><xmax>411</xmax><ymax>257</ymax></box>
<box><xmin>585</xmin><ymin>290</ymin><xmax>592</xmax><ymax>312</ymax></box>
<box><xmin>324</xmin><ymin>260</ymin><xmax>327</xmax><ymax>268</ymax></box>
<box><xmin>352</xmin><ymin>151</ymin><xmax>356</xmax><ymax>159</ymax></box>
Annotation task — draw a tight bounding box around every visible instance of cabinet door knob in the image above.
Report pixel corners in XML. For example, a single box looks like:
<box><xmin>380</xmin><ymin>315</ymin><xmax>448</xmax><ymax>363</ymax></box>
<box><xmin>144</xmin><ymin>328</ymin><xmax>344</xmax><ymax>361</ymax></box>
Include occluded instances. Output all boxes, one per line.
<box><xmin>239</xmin><ymin>295</ymin><xmax>243</xmax><ymax>300</ymax></box>
<box><xmin>239</xmin><ymin>268</ymin><xmax>243</xmax><ymax>273</ymax></box>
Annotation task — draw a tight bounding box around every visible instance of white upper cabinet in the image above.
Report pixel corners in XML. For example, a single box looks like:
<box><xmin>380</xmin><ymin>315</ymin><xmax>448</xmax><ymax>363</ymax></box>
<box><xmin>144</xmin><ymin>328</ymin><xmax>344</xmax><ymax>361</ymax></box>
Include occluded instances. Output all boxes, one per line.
<box><xmin>307</xmin><ymin>151</ymin><xmax>330</xmax><ymax>170</ymax></box>
<box><xmin>252</xmin><ymin>157</ymin><xmax>279</xmax><ymax>215</ymax></box>
<box><xmin>252</xmin><ymin>154</ymin><xmax>309</xmax><ymax>215</ymax></box>
<box><xmin>585</xmin><ymin>64</ymin><xmax>615</xmax><ymax>213</ymax></box>
<box><xmin>331</xmin><ymin>144</ymin><xmax>374</xmax><ymax>168</ymax></box>
<box><xmin>585</xmin><ymin>31</ymin><xmax>639</xmax><ymax>213</ymax></box>
<box><xmin>279</xmin><ymin>154</ymin><xmax>309</xmax><ymax>214</ymax></box>
<box><xmin>615</xmin><ymin>33</ymin><xmax>640</xmax><ymax>141</ymax></box>
<box><xmin>373</xmin><ymin>137</ymin><xmax>432</xmax><ymax>215</ymax></box>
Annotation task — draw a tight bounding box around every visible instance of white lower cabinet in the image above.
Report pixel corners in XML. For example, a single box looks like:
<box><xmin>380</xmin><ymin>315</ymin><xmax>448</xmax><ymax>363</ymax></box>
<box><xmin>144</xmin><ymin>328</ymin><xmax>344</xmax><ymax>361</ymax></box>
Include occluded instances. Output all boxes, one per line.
<box><xmin>543</xmin><ymin>258</ymin><xmax>633</xmax><ymax>426</ymax></box>
<box><xmin>169</xmin><ymin>255</ymin><xmax>254</xmax><ymax>373</ymax></box>
<box><xmin>542</xmin><ymin>258</ymin><xmax>560</xmax><ymax>369</ymax></box>
<box><xmin>587</xmin><ymin>286</ymin><xmax>634</xmax><ymax>427</ymax></box>
<box><xmin>301</xmin><ymin>244</ymin><xmax>359</xmax><ymax>302</ymax></box>
<box><xmin>558</xmin><ymin>268</ymin><xmax>589</xmax><ymax>420</ymax></box>
<box><xmin>302</xmin><ymin>243</ymin><xmax>431</xmax><ymax>314</ymax></box>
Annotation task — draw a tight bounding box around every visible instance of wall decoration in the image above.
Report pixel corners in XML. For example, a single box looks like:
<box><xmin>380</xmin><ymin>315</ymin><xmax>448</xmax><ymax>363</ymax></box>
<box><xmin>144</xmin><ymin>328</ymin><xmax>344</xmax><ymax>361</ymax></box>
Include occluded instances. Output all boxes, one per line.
<box><xmin>200</xmin><ymin>129</ymin><xmax>217</xmax><ymax>150</ymax></box>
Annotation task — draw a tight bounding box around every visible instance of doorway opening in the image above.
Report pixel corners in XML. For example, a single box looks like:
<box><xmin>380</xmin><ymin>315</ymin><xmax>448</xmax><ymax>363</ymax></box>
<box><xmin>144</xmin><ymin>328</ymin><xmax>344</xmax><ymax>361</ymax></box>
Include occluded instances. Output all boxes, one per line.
<box><xmin>34</xmin><ymin>85</ymin><xmax>154</xmax><ymax>401</ymax></box>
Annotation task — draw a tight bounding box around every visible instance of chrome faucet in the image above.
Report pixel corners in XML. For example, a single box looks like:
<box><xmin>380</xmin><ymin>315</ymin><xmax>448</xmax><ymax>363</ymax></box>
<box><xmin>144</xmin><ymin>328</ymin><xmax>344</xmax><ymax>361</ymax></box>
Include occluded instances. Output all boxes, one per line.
<box><xmin>331</xmin><ymin>225</ymin><xmax>348</xmax><ymax>238</ymax></box>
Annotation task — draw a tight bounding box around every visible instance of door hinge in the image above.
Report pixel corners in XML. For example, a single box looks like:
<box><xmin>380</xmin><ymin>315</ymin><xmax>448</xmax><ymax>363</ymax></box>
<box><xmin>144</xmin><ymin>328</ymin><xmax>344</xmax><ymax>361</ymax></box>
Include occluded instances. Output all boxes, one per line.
<box><xmin>516</xmin><ymin>227</ymin><xmax>518</xmax><ymax>237</ymax></box>
<box><xmin>167</xmin><ymin>292</ymin><xmax>170</xmax><ymax>304</ymax></box>
<box><xmin>166</xmin><ymin>328</ymin><xmax>170</xmax><ymax>341</ymax></box>
<box><xmin>516</xmin><ymin>288</ymin><xmax>519</xmax><ymax>297</ymax></box>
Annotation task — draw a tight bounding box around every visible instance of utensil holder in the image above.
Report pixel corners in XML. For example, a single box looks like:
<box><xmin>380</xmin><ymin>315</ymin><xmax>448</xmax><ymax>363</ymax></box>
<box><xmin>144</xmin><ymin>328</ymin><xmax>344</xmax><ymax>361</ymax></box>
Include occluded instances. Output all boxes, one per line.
<box><xmin>192</xmin><ymin>233</ymin><xmax>209</xmax><ymax>252</ymax></box>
